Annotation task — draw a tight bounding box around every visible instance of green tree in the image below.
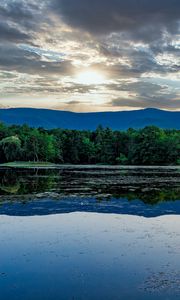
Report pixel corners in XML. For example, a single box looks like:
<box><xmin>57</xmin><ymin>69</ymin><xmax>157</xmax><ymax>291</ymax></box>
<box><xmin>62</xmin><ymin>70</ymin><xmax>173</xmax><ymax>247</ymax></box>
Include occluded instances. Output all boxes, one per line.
<box><xmin>39</xmin><ymin>134</ymin><xmax>57</xmax><ymax>162</ymax></box>
<box><xmin>116</xmin><ymin>153</ymin><xmax>128</xmax><ymax>165</ymax></box>
<box><xmin>0</xmin><ymin>123</ymin><xmax>179</xmax><ymax>166</ymax></box>
<box><xmin>129</xmin><ymin>126</ymin><xmax>166</xmax><ymax>165</ymax></box>
<box><xmin>0</xmin><ymin>136</ymin><xmax>22</xmax><ymax>162</ymax></box>
<box><xmin>79</xmin><ymin>136</ymin><xmax>96</xmax><ymax>163</ymax></box>
<box><xmin>23</xmin><ymin>129</ymin><xmax>41</xmax><ymax>161</ymax></box>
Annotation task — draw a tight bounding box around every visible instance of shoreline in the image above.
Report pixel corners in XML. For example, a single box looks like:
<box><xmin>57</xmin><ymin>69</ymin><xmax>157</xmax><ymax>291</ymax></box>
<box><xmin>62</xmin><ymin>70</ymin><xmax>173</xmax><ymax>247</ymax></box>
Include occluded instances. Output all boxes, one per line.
<box><xmin>0</xmin><ymin>162</ymin><xmax>180</xmax><ymax>170</ymax></box>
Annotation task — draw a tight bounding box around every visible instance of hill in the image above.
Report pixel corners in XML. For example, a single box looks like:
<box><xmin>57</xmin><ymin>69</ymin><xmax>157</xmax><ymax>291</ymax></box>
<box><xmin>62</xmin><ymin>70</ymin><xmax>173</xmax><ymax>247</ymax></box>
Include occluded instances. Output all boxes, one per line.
<box><xmin>0</xmin><ymin>108</ymin><xmax>179</xmax><ymax>130</ymax></box>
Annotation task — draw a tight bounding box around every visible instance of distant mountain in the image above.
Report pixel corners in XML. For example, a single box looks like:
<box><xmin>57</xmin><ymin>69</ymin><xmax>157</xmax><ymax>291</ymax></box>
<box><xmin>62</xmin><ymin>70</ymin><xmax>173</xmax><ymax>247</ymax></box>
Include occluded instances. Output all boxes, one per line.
<box><xmin>0</xmin><ymin>108</ymin><xmax>179</xmax><ymax>130</ymax></box>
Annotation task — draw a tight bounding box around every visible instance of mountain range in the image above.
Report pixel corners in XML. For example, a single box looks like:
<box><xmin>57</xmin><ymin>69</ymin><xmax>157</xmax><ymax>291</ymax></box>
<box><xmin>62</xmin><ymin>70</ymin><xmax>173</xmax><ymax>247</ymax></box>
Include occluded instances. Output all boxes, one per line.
<box><xmin>0</xmin><ymin>108</ymin><xmax>179</xmax><ymax>130</ymax></box>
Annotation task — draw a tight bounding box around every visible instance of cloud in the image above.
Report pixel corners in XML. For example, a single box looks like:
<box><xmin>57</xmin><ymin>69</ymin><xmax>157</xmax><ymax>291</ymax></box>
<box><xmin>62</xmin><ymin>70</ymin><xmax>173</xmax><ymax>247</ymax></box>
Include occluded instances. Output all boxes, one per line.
<box><xmin>0</xmin><ymin>43</ymin><xmax>75</xmax><ymax>76</ymax></box>
<box><xmin>109</xmin><ymin>81</ymin><xmax>180</xmax><ymax>109</ymax></box>
<box><xmin>0</xmin><ymin>0</ymin><xmax>179</xmax><ymax>111</ymax></box>
<box><xmin>0</xmin><ymin>1</ymin><xmax>34</xmax><ymax>21</ymax></box>
<box><xmin>0</xmin><ymin>0</ymin><xmax>48</xmax><ymax>43</ymax></box>
<box><xmin>110</xmin><ymin>97</ymin><xmax>180</xmax><ymax>110</ymax></box>
<box><xmin>52</xmin><ymin>0</ymin><xmax>180</xmax><ymax>41</ymax></box>
<box><xmin>0</xmin><ymin>21</ymin><xmax>29</xmax><ymax>42</ymax></box>
<box><xmin>0</xmin><ymin>1</ymin><xmax>42</xmax><ymax>25</ymax></box>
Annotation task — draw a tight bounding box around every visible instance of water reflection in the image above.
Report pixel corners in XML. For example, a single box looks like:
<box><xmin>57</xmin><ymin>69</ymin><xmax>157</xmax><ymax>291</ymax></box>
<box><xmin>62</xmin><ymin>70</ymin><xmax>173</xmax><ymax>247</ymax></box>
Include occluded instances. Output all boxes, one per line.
<box><xmin>0</xmin><ymin>167</ymin><xmax>180</xmax><ymax>300</ymax></box>
<box><xmin>0</xmin><ymin>213</ymin><xmax>179</xmax><ymax>300</ymax></box>
<box><xmin>0</xmin><ymin>167</ymin><xmax>179</xmax><ymax>217</ymax></box>
<box><xmin>0</xmin><ymin>168</ymin><xmax>180</xmax><ymax>203</ymax></box>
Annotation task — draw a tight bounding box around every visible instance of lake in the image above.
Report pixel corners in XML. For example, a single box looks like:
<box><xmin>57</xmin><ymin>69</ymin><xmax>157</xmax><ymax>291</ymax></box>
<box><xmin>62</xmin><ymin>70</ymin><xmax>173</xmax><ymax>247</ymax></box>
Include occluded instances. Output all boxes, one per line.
<box><xmin>0</xmin><ymin>166</ymin><xmax>180</xmax><ymax>300</ymax></box>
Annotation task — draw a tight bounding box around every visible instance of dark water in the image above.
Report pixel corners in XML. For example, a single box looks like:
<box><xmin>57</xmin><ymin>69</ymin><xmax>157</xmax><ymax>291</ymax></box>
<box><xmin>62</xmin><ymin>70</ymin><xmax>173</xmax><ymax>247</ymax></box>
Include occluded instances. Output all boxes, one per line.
<box><xmin>0</xmin><ymin>167</ymin><xmax>180</xmax><ymax>300</ymax></box>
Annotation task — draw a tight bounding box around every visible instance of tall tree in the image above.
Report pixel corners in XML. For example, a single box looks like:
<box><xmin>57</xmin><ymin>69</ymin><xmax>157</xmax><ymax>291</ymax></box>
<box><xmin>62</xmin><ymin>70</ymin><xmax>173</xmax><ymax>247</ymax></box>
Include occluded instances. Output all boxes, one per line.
<box><xmin>0</xmin><ymin>136</ymin><xmax>22</xmax><ymax>162</ymax></box>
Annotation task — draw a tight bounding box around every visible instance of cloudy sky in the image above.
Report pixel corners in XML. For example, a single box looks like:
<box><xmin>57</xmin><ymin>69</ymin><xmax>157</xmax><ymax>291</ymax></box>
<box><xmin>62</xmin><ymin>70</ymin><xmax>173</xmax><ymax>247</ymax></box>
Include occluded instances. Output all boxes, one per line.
<box><xmin>0</xmin><ymin>0</ymin><xmax>180</xmax><ymax>111</ymax></box>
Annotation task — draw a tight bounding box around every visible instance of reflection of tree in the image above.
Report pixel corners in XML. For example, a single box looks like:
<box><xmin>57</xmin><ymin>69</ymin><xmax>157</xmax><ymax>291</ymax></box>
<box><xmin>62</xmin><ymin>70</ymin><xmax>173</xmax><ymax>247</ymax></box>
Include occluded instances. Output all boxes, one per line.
<box><xmin>0</xmin><ymin>169</ymin><xmax>179</xmax><ymax>205</ymax></box>
<box><xmin>139</xmin><ymin>189</ymin><xmax>180</xmax><ymax>204</ymax></box>
<box><xmin>110</xmin><ymin>189</ymin><xmax>180</xmax><ymax>204</ymax></box>
<box><xmin>0</xmin><ymin>169</ymin><xmax>58</xmax><ymax>195</ymax></box>
<box><xmin>0</xmin><ymin>170</ymin><xmax>20</xmax><ymax>194</ymax></box>
<box><xmin>27</xmin><ymin>171</ymin><xmax>57</xmax><ymax>194</ymax></box>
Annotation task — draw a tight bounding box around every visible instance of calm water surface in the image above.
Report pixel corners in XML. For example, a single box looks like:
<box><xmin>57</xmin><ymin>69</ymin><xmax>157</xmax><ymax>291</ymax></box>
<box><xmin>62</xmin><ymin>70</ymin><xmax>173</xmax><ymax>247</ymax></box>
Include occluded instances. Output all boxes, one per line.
<box><xmin>0</xmin><ymin>166</ymin><xmax>180</xmax><ymax>300</ymax></box>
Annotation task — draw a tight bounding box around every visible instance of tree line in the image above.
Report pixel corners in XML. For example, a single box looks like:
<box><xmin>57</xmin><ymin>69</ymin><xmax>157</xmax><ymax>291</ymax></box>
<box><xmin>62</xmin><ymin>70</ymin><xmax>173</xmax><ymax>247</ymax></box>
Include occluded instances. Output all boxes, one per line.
<box><xmin>0</xmin><ymin>122</ymin><xmax>179</xmax><ymax>165</ymax></box>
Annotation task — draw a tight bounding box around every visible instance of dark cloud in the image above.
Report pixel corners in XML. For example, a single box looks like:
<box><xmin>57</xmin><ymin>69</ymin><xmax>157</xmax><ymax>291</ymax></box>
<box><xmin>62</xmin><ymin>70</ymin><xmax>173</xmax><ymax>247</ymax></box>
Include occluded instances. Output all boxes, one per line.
<box><xmin>0</xmin><ymin>0</ymin><xmax>43</xmax><ymax>26</ymax></box>
<box><xmin>107</xmin><ymin>81</ymin><xmax>165</xmax><ymax>93</ymax></box>
<box><xmin>110</xmin><ymin>81</ymin><xmax>180</xmax><ymax>109</ymax></box>
<box><xmin>0</xmin><ymin>21</ymin><xmax>29</xmax><ymax>42</ymax></box>
<box><xmin>52</xmin><ymin>0</ymin><xmax>180</xmax><ymax>40</ymax></box>
<box><xmin>0</xmin><ymin>1</ymin><xmax>47</xmax><ymax>43</ymax></box>
<box><xmin>110</xmin><ymin>97</ymin><xmax>180</xmax><ymax>109</ymax></box>
<box><xmin>89</xmin><ymin>51</ymin><xmax>179</xmax><ymax>81</ymax></box>
<box><xmin>0</xmin><ymin>1</ymin><xmax>34</xmax><ymax>22</ymax></box>
<box><xmin>67</xmin><ymin>101</ymin><xmax>81</xmax><ymax>105</ymax></box>
<box><xmin>0</xmin><ymin>44</ymin><xmax>75</xmax><ymax>76</ymax></box>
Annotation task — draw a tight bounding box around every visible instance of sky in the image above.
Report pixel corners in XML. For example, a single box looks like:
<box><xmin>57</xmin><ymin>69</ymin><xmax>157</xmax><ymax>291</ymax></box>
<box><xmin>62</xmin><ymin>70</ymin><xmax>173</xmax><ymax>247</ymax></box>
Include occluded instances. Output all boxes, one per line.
<box><xmin>0</xmin><ymin>0</ymin><xmax>180</xmax><ymax>112</ymax></box>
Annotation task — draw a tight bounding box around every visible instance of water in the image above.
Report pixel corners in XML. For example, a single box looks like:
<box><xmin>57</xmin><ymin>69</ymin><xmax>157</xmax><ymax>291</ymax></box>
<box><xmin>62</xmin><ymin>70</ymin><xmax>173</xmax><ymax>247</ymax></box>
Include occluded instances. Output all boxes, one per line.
<box><xmin>0</xmin><ymin>166</ymin><xmax>180</xmax><ymax>300</ymax></box>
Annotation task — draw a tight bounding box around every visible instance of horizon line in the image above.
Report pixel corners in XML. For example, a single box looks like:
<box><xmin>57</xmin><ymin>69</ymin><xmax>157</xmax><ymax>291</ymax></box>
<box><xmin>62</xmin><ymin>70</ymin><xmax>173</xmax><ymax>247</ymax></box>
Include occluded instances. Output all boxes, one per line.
<box><xmin>0</xmin><ymin>107</ymin><xmax>179</xmax><ymax>113</ymax></box>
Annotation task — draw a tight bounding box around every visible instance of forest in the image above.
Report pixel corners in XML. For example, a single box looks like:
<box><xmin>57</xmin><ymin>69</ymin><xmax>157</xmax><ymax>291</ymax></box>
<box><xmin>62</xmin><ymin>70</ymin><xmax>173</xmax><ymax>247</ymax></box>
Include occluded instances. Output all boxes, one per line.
<box><xmin>0</xmin><ymin>122</ymin><xmax>179</xmax><ymax>165</ymax></box>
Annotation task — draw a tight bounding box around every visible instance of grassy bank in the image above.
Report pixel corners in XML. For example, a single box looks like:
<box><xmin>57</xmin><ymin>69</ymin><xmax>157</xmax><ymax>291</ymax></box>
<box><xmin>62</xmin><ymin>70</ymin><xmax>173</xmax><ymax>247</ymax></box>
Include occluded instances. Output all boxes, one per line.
<box><xmin>0</xmin><ymin>161</ymin><xmax>57</xmax><ymax>168</ymax></box>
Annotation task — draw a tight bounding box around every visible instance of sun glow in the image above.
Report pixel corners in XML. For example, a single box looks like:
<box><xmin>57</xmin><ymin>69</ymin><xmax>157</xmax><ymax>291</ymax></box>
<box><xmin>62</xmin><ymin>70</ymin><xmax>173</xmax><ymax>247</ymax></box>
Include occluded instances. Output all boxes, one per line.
<box><xmin>75</xmin><ymin>70</ymin><xmax>105</xmax><ymax>85</ymax></box>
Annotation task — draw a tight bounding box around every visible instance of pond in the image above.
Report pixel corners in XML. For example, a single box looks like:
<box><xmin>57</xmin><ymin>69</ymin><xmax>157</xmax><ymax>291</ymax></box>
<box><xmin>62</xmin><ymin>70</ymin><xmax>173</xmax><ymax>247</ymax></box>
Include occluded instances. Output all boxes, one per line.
<box><xmin>0</xmin><ymin>166</ymin><xmax>180</xmax><ymax>300</ymax></box>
